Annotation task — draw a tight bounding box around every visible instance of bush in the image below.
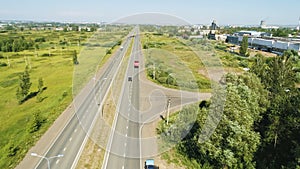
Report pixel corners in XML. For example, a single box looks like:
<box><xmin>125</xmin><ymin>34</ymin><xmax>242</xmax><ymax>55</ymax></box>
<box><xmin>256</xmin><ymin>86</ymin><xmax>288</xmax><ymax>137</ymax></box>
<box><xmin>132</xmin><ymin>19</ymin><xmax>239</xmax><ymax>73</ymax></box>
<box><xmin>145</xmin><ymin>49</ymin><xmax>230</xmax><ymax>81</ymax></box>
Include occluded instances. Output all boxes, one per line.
<box><xmin>157</xmin><ymin>77</ymin><xmax>167</xmax><ymax>84</ymax></box>
<box><xmin>0</xmin><ymin>62</ymin><xmax>7</xmax><ymax>67</ymax></box>
<box><xmin>239</xmin><ymin>60</ymin><xmax>249</xmax><ymax>68</ymax></box>
<box><xmin>27</xmin><ymin>111</ymin><xmax>45</xmax><ymax>133</ymax></box>
<box><xmin>296</xmin><ymin>72</ymin><xmax>300</xmax><ymax>83</ymax></box>
<box><xmin>197</xmin><ymin>80</ymin><xmax>211</xmax><ymax>89</ymax></box>
<box><xmin>106</xmin><ymin>49</ymin><xmax>112</xmax><ymax>55</ymax></box>
<box><xmin>6</xmin><ymin>142</ymin><xmax>19</xmax><ymax>157</ymax></box>
<box><xmin>34</xmin><ymin>37</ymin><xmax>46</xmax><ymax>42</ymax></box>
<box><xmin>41</xmin><ymin>53</ymin><xmax>51</xmax><ymax>57</ymax></box>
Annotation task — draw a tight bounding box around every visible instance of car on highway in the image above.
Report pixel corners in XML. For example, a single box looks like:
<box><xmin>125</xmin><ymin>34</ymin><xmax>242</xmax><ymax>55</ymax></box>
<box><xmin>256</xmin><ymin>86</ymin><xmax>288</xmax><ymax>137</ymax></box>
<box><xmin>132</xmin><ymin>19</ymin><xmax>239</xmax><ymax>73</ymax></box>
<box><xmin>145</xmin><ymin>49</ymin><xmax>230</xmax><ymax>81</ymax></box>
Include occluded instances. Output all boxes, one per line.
<box><xmin>128</xmin><ymin>76</ymin><xmax>132</xmax><ymax>81</ymax></box>
<box><xmin>134</xmin><ymin>60</ymin><xmax>139</xmax><ymax>68</ymax></box>
<box><xmin>144</xmin><ymin>159</ymin><xmax>155</xmax><ymax>169</ymax></box>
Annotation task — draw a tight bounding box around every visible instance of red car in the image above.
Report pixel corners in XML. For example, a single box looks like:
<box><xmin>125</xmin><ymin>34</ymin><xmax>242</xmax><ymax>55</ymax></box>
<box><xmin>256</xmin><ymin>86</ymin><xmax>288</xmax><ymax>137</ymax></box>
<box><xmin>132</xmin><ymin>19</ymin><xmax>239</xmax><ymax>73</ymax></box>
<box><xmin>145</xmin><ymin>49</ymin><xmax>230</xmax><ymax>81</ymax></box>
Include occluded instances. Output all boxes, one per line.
<box><xmin>134</xmin><ymin>61</ymin><xmax>139</xmax><ymax>68</ymax></box>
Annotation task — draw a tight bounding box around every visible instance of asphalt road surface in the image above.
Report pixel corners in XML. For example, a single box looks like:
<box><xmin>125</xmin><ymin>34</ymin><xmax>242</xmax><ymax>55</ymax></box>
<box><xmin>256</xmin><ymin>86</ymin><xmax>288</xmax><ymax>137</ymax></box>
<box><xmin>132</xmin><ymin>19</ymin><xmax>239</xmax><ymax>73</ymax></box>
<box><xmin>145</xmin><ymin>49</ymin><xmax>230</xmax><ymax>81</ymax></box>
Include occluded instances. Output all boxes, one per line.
<box><xmin>33</xmin><ymin>30</ymin><xmax>134</xmax><ymax>169</ymax></box>
<box><xmin>103</xmin><ymin>28</ymin><xmax>142</xmax><ymax>169</ymax></box>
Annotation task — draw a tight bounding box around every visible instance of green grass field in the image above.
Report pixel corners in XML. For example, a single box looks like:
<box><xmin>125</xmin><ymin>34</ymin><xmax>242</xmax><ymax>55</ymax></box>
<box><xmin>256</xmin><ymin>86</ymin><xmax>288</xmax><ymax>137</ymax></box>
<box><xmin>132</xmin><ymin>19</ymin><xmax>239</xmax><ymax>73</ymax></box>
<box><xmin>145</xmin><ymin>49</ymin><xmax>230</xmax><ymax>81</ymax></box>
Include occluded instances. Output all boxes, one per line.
<box><xmin>141</xmin><ymin>33</ymin><xmax>211</xmax><ymax>91</ymax></box>
<box><xmin>0</xmin><ymin>27</ymin><xmax>129</xmax><ymax>169</ymax></box>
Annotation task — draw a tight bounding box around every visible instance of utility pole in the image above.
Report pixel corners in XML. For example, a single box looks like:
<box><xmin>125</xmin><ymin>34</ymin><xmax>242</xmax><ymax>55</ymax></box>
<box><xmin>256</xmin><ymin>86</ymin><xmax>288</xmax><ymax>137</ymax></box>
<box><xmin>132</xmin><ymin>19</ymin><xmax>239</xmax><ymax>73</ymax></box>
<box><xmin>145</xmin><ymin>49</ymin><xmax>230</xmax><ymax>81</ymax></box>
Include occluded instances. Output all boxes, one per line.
<box><xmin>7</xmin><ymin>55</ymin><xmax>10</xmax><ymax>67</ymax></box>
<box><xmin>24</xmin><ymin>56</ymin><xmax>28</xmax><ymax>66</ymax></box>
<box><xmin>167</xmin><ymin>98</ymin><xmax>171</xmax><ymax>125</ymax></box>
<box><xmin>153</xmin><ymin>63</ymin><xmax>156</xmax><ymax>80</ymax></box>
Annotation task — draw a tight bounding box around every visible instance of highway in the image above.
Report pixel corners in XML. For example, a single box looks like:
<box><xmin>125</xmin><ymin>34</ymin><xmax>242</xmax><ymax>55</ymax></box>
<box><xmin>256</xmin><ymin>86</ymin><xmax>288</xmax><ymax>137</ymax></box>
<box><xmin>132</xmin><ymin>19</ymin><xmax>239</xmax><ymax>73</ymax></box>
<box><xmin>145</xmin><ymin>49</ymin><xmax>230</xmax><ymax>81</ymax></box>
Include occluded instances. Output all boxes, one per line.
<box><xmin>103</xmin><ymin>28</ymin><xmax>142</xmax><ymax>169</ymax></box>
<box><xmin>24</xmin><ymin>26</ymin><xmax>208</xmax><ymax>169</ymax></box>
<box><xmin>32</xmin><ymin>30</ymin><xmax>134</xmax><ymax>169</ymax></box>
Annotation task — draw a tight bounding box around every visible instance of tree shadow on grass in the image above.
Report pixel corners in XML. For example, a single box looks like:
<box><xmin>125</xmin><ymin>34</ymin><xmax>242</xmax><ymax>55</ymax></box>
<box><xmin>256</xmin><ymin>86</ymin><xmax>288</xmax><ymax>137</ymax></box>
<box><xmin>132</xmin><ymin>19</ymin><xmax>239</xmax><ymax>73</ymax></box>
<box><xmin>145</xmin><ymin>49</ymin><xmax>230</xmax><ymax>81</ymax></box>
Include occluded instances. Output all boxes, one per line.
<box><xmin>20</xmin><ymin>87</ymin><xmax>47</xmax><ymax>104</ymax></box>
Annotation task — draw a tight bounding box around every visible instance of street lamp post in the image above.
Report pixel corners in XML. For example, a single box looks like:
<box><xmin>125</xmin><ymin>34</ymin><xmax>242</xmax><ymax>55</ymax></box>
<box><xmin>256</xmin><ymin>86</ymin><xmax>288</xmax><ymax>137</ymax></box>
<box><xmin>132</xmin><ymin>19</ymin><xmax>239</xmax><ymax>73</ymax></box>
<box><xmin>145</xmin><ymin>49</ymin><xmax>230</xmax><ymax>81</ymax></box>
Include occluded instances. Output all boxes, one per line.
<box><xmin>31</xmin><ymin>152</ymin><xmax>63</xmax><ymax>169</ymax></box>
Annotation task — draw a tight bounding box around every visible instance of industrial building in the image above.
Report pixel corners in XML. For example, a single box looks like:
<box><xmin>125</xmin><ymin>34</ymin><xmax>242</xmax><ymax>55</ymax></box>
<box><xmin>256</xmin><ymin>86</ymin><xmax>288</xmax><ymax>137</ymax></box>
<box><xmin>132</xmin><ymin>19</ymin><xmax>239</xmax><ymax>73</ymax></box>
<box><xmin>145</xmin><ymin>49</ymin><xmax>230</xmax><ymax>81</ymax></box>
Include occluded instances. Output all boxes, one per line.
<box><xmin>226</xmin><ymin>31</ymin><xmax>300</xmax><ymax>55</ymax></box>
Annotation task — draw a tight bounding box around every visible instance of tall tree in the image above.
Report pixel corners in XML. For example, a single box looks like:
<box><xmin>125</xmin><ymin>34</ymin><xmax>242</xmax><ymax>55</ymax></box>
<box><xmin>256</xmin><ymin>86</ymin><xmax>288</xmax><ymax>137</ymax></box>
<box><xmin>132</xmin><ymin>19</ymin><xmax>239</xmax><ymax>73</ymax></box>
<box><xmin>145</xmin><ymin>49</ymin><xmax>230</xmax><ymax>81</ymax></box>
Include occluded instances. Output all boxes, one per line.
<box><xmin>165</xmin><ymin>73</ymin><xmax>268</xmax><ymax>168</ymax></box>
<box><xmin>38</xmin><ymin>77</ymin><xmax>44</xmax><ymax>93</ymax></box>
<box><xmin>16</xmin><ymin>66</ymin><xmax>32</xmax><ymax>104</ymax></box>
<box><xmin>252</xmin><ymin>52</ymin><xmax>300</xmax><ymax>168</ymax></box>
<box><xmin>239</xmin><ymin>36</ymin><xmax>248</xmax><ymax>56</ymax></box>
<box><xmin>73</xmin><ymin>50</ymin><xmax>79</xmax><ymax>65</ymax></box>
<box><xmin>27</xmin><ymin>110</ymin><xmax>45</xmax><ymax>133</ymax></box>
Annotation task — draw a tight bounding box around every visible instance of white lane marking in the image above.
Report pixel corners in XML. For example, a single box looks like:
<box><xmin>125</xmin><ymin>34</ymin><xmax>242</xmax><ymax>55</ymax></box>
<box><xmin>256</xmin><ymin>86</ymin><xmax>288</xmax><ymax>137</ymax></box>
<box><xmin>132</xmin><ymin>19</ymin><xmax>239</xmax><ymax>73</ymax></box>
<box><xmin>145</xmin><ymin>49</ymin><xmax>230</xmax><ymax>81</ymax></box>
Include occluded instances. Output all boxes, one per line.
<box><xmin>122</xmin><ymin>166</ymin><xmax>124</xmax><ymax>169</ymax></box>
<box><xmin>124</xmin><ymin>142</ymin><xmax>127</xmax><ymax>147</ymax></box>
<box><xmin>126</xmin><ymin>126</ymin><xmax>128</xmax><ymax>129</ymax></box>
<box><xmin>101</xmin><ymin>33</ymin><xmax>138</xmax><ymax>169</ymax></box>
<box><xmin>123</xmin><ymin>153</ymin><xmax>126</xmax><ymax>157</ymax></box>
<box><xmin>125</xmin><ymin>134</ymin><xmax>127</xmax><ymax>137</ymax></box>
<box><xmin>56</xmin><ymin>159</ymin><xmax>60</xmax><ymax>164</ymax></box>
<box><xmin>74</xmin><ymin>128</ymin><xmax>77</xmax><ymax>133</ymax></box>
<box><xmin>69</xmin><ymin>137</ymin><xmax>72</xmax><ymax>141</ymax></box>
<box><xmin>63</xmin><ymin>147</ymin><xmax>67</xmax><ymax>151</ymax></box>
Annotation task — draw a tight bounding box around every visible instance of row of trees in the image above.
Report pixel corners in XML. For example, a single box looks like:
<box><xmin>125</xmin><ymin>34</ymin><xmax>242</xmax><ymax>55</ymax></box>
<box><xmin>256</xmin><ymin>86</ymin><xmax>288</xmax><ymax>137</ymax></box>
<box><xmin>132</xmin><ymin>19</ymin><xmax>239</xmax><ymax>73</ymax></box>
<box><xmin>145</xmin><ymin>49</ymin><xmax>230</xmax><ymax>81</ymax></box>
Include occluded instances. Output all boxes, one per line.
<box><xmin>221</xmin><ymin>27</ymin><xmax>299</xmax><ymax>38</ymax></box>
<box><xmin>0</xmin><ymin>38</ymin><xmax>35</xmax><ymax>52</ymax></box>
<box><xmin>159</xmin><ymin>51</ymin><xmax>300</xmax><ymax>168</ymax></box>
<box><xmin>251</xmin><ymin>51</ymin><xmax>300</xmax><ymax>168</ymax></box>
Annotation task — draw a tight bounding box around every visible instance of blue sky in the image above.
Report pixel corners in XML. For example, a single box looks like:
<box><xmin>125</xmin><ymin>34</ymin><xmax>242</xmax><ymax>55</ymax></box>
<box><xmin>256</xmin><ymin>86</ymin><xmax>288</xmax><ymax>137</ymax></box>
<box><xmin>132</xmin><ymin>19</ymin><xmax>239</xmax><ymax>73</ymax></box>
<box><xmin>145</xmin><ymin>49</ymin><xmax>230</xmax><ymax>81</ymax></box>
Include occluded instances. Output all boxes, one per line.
<box><xmin>0</xmin><ymin>0</ymin><xmax>299</xmax><ymax>25</ymax></box>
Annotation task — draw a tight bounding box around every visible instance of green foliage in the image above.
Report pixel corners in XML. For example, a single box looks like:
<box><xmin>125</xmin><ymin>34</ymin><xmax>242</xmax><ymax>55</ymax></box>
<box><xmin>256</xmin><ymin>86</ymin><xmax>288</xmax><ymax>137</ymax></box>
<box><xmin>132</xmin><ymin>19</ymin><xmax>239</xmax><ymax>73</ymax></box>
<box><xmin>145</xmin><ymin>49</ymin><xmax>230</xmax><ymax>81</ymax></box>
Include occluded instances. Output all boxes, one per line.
<box><xmin>0</xmin><ymin>62</ymin><xmax>8</xmax><ymax>67</ymax></box>
<box><xmin>73</xmin><ymin>50</ymin><xmax>79</xmax><ymax>65</ymax></box>
<box><xmin>144</xmin><ymin>41</ymin><xmax>166</xmax><ymax>49</ymax></box>
<box><xmin>106</xmin><ymin>48</ymin><xmax>112</xmax><ymax>55</ymax></box>
<box><xmin>0</xmin><ymin>38</ymin><xmax>34</xmax><ymax>52</ymax></box>
<box><xmin>142</xmin><ymin>34</ymin><xmax>212</xmax><ymax>92</ymax></box>
<box><xmin>38</xmin><ymin>78</ymin><xmax>44</xmax><ymax>93</ymax></box>
<box><xmin>239</xmin><ymin>36</ymin><xmax>248</xmax><ymax>56</ymax></box>
<box><xmin>27</xmin><ymin>110</ymin><xmax>45</xmax><ymax>133</ymax></box>
<box><xmin>16</xmin><ymin>66</ymin><xmax>32</xmax><ymax>104</ymax></box>
<box><xmin>36</xmin><ymin>78</ymin><xmax>44</xmax><ymax>102</ymax></box>
<box><xmin>220</xmin><ymin>27</ymin><xmax>297</xmax><ymax>38</ymax></box>
<box><xmin>158</xmin><ymin>73</ymin><xmax>268</xmax><ymax>168</ymax></box>
<box><xmin>251</xmin><ymin>52</ymin><xmax>300</xmax><ymax>168</ymax></box>
<box><xmin>272</xmin><ymin>28</ymin><xmax>290</xmax><ymax>37</ymax></box>
<box><xmin>0</xmin><ymin>27</ymin><xmax>129</xmax><ymax>169</ymax></box>
<box><xmin>34</xmin><ymin>37</ymin><xmax>46</xmax><ymax>42</ymax></box>
<box><xmin>143</xmin><ymin>44</ymin><xmax>148</xmax><ymax>49</ymax></box>
<box><xmin>6</xmin><ymin>142</ymin><xmax>19</xmax><ymax>157</ymax></box>
<box><xmin>117</xmin><ymin>40</ymin><xmax>122</xmax><ymax>46</ymax></box>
